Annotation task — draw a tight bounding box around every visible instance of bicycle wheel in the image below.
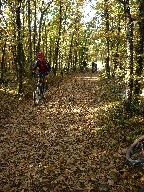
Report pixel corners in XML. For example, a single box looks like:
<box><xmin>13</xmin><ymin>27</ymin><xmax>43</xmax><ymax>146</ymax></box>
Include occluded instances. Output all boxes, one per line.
<box><xmin>33</xmin><ymin>87</ymin><xmax>40</xmax><ymax>105</ymax></box>
<box><xmin>125</xmin><ymin>135</ymin><xmax>144</xmax><ymax>166</ymax></box>
<box><xmin>41</xmin><ymin>83</ymin><xmax>46</xmax><ymax>99</ymax></box>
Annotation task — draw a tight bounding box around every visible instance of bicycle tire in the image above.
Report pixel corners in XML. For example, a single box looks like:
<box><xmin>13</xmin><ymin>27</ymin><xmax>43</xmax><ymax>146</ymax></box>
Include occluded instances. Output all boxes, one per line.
<box><xmin>42</xmin><ymin>88</ymin><xmax>46</xmax><ymax>99</ymax></box>
<box><xmin>125</xmin><ymin>135</ymin><xmax>144</xmax><ymax>166</ymax></box>
<box><xmin>42</xmin><ymin>83</ymin><xmax>46</xmax><ymax>99</ymax></box>
<box><xmin>33</xmin><ymin>87</ymin><xmax>40</xmax><ymax>105</ymax></box>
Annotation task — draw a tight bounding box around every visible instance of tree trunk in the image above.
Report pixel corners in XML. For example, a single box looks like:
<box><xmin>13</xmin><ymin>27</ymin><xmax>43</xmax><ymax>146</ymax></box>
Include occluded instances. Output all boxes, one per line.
<box><xmin>36</xmin><ymin>11</ymin><xmax>44</xmax><ymax>52</ymax></box>
<box><xmin>1</xmin><ymin>41</ymin><xmax>6</xmax><ymax>81</ymax></box>
<box><xmin>16</xmin><ymin>0</ymin><xmax>23</xmax><ymax>94</ymax></box>
<box><xmin>74</xmin><ymin>40</ymin><xmax>78</xmax><ymax>70</ymax></box>
<box><xmin>28</xmin><ymin>0</ymin><xmax>32</xmax><ymax>71</ymax></box>
<box><xmin>33</xmin><ymin>0</ymin><xmax>37</xmax><ymax>56</ymax></box>
<box><xmin>44</xmin><ymin>24</ymin><xmax>48</xmax><ymax>57</ymax></box>
<box><xmin>67</xmin><ymin>32</ymin><xmax>74</xmax><ymax>71</ymax></box>
<box><xmin>105</xmin><ymin>0</ymin><xmax>110</xmax><ymax>78</ymax></box>
<box><xmin>124</xmin><ymin>2</ymin><xmax>134</xmax><ymax>111</ymax></box>
<box><xmin>112</xmin><ymin>14</ymin><xmax>121</xmax><ymax>77</ymax></box>
<box><xmin>134</xmin><ymin>0</ymin><xmax>144</xmax><ymax>99</ymax></box>
<box><xmin>54</xmin><ymin>1</ymin><xmax>62</xmax><ymax>75</ymax></box>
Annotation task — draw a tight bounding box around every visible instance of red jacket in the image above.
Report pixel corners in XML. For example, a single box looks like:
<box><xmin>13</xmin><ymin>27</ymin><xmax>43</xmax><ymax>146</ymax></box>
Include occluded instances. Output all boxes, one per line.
<box><xmin>33</xmin><ymin>59</ymin><xmax>51</xmax><ymax>73</ymax></box>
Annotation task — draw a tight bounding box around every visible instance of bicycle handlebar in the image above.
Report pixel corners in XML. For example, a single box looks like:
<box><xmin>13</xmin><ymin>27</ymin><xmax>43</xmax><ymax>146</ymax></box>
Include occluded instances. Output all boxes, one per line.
<box><xmin>32</xmin><ymin>72</ymin><xmax>48</xmax><ymax>77</ymax></box>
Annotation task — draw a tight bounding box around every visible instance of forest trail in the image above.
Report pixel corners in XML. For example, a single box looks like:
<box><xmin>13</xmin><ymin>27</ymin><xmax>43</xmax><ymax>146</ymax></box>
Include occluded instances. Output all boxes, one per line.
<box><xmin>1</xmin><ymin>72</ymin><xmax>144</xmax><ymax>192</ymax></box>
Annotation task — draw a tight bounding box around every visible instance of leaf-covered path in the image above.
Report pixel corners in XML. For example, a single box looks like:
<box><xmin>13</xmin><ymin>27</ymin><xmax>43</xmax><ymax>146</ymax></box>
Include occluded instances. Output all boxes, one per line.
<box><xmin>1</xmin><ymin>72</ymin><xmax>144</xmax><ymax>192</ymax></box>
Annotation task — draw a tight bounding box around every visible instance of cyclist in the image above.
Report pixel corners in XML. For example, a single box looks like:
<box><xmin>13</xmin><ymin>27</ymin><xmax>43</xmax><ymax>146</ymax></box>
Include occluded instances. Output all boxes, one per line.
<box><xmin>82</xmin><ymin>60</ymin><xmax>87</xmax><ymax>72</ymax></box>
<box><xmin>32</xmin><ymin>52</ymin><xmax>51</xmax><ymax>89</ymax></box>
<box><xmin>83</xmin><ymin>60</ymin><xmax>87</xmax><ymax>67</ymax></box>
<box><xmin>92</xmin><ymin>61</ymin><xmax>97</xmax><ymax>73</ymax></box>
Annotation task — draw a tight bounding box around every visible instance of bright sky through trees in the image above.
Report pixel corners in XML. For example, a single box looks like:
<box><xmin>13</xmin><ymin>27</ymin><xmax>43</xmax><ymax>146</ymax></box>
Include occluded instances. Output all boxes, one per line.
<box><xmin>82</xmin><ymin>0</ymin><xmax>96</xmax><ymax>22</ymax></box>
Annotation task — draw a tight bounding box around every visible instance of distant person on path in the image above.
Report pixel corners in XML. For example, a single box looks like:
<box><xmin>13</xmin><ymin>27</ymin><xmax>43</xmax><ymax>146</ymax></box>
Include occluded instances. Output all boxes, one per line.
<box><xmin>82</xmin><ymin>60</ymin><xmax>88</xmax><ymax>72</ymax></box>
<box><xmin>83</xmin><ymin>60</ymin><xmax>87</xmax><ymax>67</ymax></box>
<box><xmin>32</xmin><ymin>52</ymin><xmax>51</xmax><ymax>89</ymax></box>
<box><xmin>92</xmin><ymin>61</ymin><xmax>97</xmax><ymax>73</ymax></box>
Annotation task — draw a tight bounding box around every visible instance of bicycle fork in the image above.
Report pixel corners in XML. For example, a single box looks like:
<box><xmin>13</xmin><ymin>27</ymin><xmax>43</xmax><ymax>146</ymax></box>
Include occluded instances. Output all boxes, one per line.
<box><xmin>36</xmin><ymin>83</ymin><xmax>41</xmax><ymax>96</ymax></box>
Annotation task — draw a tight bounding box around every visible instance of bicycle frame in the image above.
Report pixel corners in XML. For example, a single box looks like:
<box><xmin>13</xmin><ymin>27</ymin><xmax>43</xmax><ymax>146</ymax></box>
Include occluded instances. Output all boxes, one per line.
<box><xmin>36</xmin><ymin>74</ymin><xmax>45</xmax><ymax>91</ymax></box>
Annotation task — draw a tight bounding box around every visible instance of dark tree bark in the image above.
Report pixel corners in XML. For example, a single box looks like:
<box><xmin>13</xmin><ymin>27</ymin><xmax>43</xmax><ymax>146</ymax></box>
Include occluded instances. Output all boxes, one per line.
<box><xmin>1</xmin><ymin>41</ymin><xmax>6</xmax><ymax>81</ymax></box>
<box><xmin>118</xmin><ymin>0</ymin><xmax>134</xmax><ymax>110</ymax></box>
<box><xmin>112</xmin><ymin>14</ymin><xmax>121</xmax><ymax>77</ymax></box>
<box><xmin>105</xmin><ymin>0</ymin><xmax>110</xmax><ymax>78</ymax></box>
<box><xmin>16</xmin><ymin>0</ymin><xmax>23</xmax><ymax>94</ymax></box>
<box><xmin>28</xmin><ymin>0</ymin><xmax>32</xmax><ymax>71</ymax></box>
<box><xmin>67</xmin><ymin>32</ymin><xmax>74</xmax><ymax>71</ymax></box>
<box><xmin>44</xmin><ymin>24</ymin><xmax>48</xmax><ymax>57</ymax></box>
<box><xmin>49</xmin><ymin>37</ymin><xmax>53</xmax><ymax>65</ymax></box>
<box><xmin>74</xmin><ymin>40</ymin><xmax>78</xmax><ymax>70</ymax></box>
<box><xmin>33</xmin><ymin>0</ymin><xmax>37</xmax><ymax>56</ymax></box>
<box><xmin>54</xmin><ymin>0</ymin><xmax>62</xmax><ymax>76</ymax></box>
<box><xmin>134</xmin><ymin>0</ymin><xmax>144</xmax><ymax>99</ymax></box>
<box><xmin>124</xmin><ymin>1</ymin><xmax>134</xmax><ymax>110</ymax></box>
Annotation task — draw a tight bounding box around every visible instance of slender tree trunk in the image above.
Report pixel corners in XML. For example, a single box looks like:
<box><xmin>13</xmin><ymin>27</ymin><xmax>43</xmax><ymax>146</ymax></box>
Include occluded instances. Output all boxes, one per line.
<box><xmin>54</xmin><ymin>1</ymin><xmax>62</xmax><ymax>75</ymax></box>
<box><xmin>68</xmin><ymin>32</ymin><xmax>74</xmax><ymax>71</ymax></box>
<box><xmin>49</xmin><ymin>37</ymin><xmax>52</xmax><ymax>65</ymax></box>
<box><xmin>28</xmin><ymin>0</ymin><xmax>32</xmax><ymax>71</ymax></box>
<box><xmin>16</xmin><ymin>0</ymin><xmax>23</xmax><ymax>94</ymax></box>
<box><xmin>1</xmin><ymin>41</ymin><xmax>6</xmax><ymax>81</ymax></box>
<box><xmin>124</xmin><ymin>2</ymin><xmax>134</xmax><ymax>110</ymax></box>
<box><xmin>134</xmin><ymin>0</ymin><xmax>144</xmax><ymax>99</ymax></box>
<box><xmin>74</xmin><ymin>40</ymin><xmax>78</xmax><ymax>70</ymax></box>
<box><xmin>33</xmin><ymin>0</ymin><xmax>37</xmax><ymax>56</ymax></box>
<box><xmin>118</xmin><ymin>0</ymin><xmax>134</xmax><ymax>110</ymax></box>
<box><xmin>45</xmin><ymin>24</ymin><xmax>48</xmax><ymax>57</ymax></box>
<box><xmin>112</xmin><ymin>14</ymin><xmax>121</xmax><ymax>77</ymax></box>
<box><xmin>105</xmin><ymin>0</ymin><xmax>110</xmax><ymax>78</ymax></box>
<box><xmin>36</xmin><ymin>12</ymin><xmax>44</xmax><ymax>52</ymax></box>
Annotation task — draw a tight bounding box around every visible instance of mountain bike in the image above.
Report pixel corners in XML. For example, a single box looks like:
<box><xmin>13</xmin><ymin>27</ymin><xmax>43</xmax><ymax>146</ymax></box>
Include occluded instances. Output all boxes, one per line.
<box><xmin>125</xmin><ymin>135</ymin><xmax>144</xmax><ymax>166</ymax></box>
<box><xmin>125</xmin><ymin>135</ymin><xmax>144</xmax><ymax>192</ymax></box>
<box><xmin>33</xmin><ymin>73</ymin><xmax>47</xmax><ymax>105</ymax></box>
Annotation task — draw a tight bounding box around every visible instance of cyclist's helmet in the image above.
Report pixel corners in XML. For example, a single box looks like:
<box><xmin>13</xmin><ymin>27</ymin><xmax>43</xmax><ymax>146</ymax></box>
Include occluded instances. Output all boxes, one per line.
<box><xmin>37</xmin><ymin>52</ymin><xmax>44</xmax><ymax>58</ymax></box>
